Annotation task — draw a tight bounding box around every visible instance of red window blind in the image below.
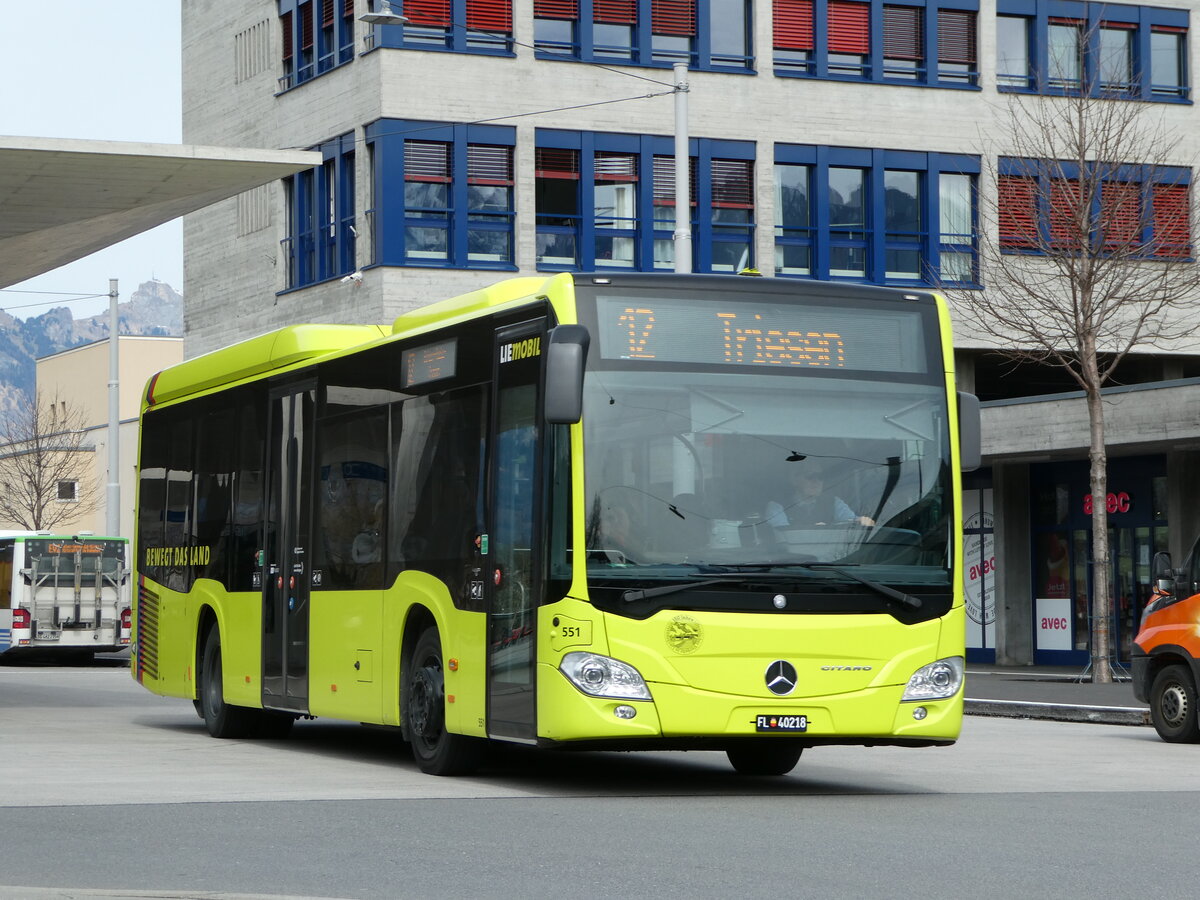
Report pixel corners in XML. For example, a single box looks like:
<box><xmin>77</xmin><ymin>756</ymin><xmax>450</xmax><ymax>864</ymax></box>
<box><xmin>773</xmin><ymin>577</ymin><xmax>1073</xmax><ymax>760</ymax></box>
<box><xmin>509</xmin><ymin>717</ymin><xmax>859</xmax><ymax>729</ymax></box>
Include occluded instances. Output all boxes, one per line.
<box><xmin>467</xmin><ymin>145</ymin><xmax>514</xmax><ymax>184</ymax></box>
<box><xmin>322</xmin><ymin>0</ymin><xmax>335</xmax><ymax>27</ymax></box>
<box><xmin>594</xmin><ymin>152</ymin><xmax>638</xmax><ymax>181</ymax></box>
<box><xmin>534</xmin><ymin>0</ymin><xmax>579</xmax><ymax>20</ymax></box>
<box><xmin>406</xmin><ymin>142</ymin><xmax>452</xmax><ymax>182</ymax></box>
<box><xmin>406</xmin><ymin>0</ymin><xmax>452</xmax><ymax>27</ymax></box>
<box><xmin>282</xmin><ymin>11</ymin><xmax>294</xmax><ymax>60</ymax></box>
<box><xmin>343</xmin><ymin>0</ymin><xmax>354</xmax><ymax>20</ymax></box>
<box><xmin>937</xmin><ymin>10</ymin><xmax>976</xmax><ymax>64</ymax></box>
<box><xmin>711</xmin><ymin>159</ymin><xmax>754</xmax><ymax>208</ymax></box>
<box><xmin>466</xmin><ymin>0</ymin><xmax>513</xmax><ymax>32</ymax></box>
<box><xmin>828</xmin><ymin>1</ymin><xmax>870</xmax><ymax>55</ymax></box>
<box><xmin>1153</xmin><ymin>183</ymin><xmax>1191</xmax><ymax>256</ymax></box>
<box><xmin>883</xmin><ymin>6</ymin><xmax>923</xmax><ymax>61</ymax></box>
<box><xmin>652</xmin><ymin>155</ymin><xmax>697</xmax><ymax>204</ymax></box>
<box><xmin>1152</xmin><ymin>25</ymin><xmax>1188</xmax><ymax>34</ymax></box>
<box><xmin>774</xmin><ymin>0</ymin><xmax>814</xmax><ymax>50</ymax></box>
<box><xmin>1100</xmin><ymin>182</ymin><xmax>1140</xmax><ymax>247</ymax></box>
<box><xmin>536</xmin><ymin>148</ymin><xmax>581</xmax><ymax>179</ymax></box>
<box><xmin>652</xmin><ymin>0</ymin><xmax>696</xmax><ymax>36</ymax></box>
<box><xmin>1100</xmin><ymin>20</ymin><xmax>1137</xmax><ymax>30</ymax></box>
<box><xmin>997</xmin><ymin>175</ymin><xmax>1038</xmax><ymax>248</ymax></box>
<box><xmin>301</xmin><ymin>3</ymin><xmax>315</xmax><ymax>48</ymax></box>
<box><xmin>1049</xmin><ymin>179</ymin><xmax>1083</xmax><ymax>247</ymax></box>
<box><xmin>594</xmin><ymin>0</ymin><xmax>638</xmax><ymax>25</ymax></box>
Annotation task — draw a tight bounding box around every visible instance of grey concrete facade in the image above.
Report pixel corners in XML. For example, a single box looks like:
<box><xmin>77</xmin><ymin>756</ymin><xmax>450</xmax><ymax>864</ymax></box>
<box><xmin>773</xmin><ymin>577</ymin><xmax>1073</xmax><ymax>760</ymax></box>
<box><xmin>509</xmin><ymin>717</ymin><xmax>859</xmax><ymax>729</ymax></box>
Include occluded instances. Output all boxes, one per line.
<box><xmin>180</xmin><ymin>1</ymin><xmax>1200</xmax><ymax>665</ymax></box>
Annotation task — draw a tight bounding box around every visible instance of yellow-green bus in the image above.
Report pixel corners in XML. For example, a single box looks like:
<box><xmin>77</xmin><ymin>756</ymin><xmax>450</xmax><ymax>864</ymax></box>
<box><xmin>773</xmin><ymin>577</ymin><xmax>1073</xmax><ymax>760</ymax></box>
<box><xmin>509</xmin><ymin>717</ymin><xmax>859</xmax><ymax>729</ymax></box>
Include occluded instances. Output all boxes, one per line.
<box><xmin>132</xmin><ymin>273</ymin><xmax>980</xmax><ymax>776</ymax></box>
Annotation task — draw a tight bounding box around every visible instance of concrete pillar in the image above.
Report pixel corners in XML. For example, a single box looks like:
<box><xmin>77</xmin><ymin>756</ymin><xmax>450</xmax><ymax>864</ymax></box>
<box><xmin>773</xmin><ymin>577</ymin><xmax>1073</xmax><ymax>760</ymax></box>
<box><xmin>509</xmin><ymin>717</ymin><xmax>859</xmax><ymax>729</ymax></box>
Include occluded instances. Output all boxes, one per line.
<box><xmin>1167</xmin><ymin>450</ymin><xmax>1200</xmax><ymax>565</ymax></box>
<box><xmin>993</xmin><ymin>461</ymin><xmax>1033</xmax><ymax>665</ymax></box>
<box><xmin>954</xmin><ymin>350</ymin><xmax>976</xmax><ymax>394</ymax></box>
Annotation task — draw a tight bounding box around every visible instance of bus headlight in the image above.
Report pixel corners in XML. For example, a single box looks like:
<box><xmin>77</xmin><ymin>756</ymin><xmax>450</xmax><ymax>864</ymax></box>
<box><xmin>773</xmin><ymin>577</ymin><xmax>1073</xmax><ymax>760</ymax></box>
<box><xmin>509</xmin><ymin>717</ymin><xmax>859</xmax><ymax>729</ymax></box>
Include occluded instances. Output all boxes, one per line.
<box><xmin>560</xmin><ymin>652</ymin><xmax>652</xmax><ymax>700</ymax></box>
<box><xmin>902</xmin><ymin>657</ymin><xmax>964</xmax><ymax>701</ymax></box>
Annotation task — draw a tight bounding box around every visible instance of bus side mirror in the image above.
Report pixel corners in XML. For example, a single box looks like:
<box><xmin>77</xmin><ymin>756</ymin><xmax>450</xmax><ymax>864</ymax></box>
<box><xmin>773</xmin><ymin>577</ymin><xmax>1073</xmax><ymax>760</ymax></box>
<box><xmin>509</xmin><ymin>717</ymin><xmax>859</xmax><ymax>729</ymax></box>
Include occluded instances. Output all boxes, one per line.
<box><xmin>957</xmin><ymin>391</ymin><xmax>981</xmax><ymax>472</ymax></box>
<box><xmin>544</xmin><ymin>324</ymin><xmax>590</xmax><ymax>425</ymax></box>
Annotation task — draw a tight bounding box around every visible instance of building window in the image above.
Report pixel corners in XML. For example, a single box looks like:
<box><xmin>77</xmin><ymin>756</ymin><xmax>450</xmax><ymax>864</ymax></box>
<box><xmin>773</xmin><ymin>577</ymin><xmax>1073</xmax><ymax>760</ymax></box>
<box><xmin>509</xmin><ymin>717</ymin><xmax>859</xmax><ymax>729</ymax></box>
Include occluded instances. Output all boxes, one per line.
<box><xmin>367</xmin><ymin>120</ymin><xmax>516</xmax><ymax>271</ymax></box>
<box><xmin>57</xmin><ymin>481</ymin><xmax>79</xmax><ymax>503</ymax></box>
<box><xmin>774</xmin><ymin>0</ymin><xmax>978</xmax><ymax>88</ymax></box>
<box><xmin>995</xmin><ymin>2</ymin><xmax>1189</xmax><ymax>101</ymax></box>
<box><xmin>279</xmin><ymin>0</ymin><xmax>356</xmax><ymax>90</ymax></box>
<box><xmin>367</xmin><ymin>0</ymin><xmax>514</xmax><ymax>54</ymax></box>
<box><xmin>998</xmin><ymin>160</ymin><xmax>1192</xmax><ymax>258</ymax></box>
<box><xmin>535</xmin><ymin>131</ymin><xmax>754</xmax><ymax>272</ymax></box>
<box><xmin>282</xmin><ymin>133</ymin><xmax>357</xmax><ymax>290</ymax></box>
<box><xmin>534</xmin><ymin>0</ymin><xmax>752</xmax><ymax>71</ymax></box>
<box><xmin>775</xmin><ymin>145</ymin><xmax>979</xmax><ymax>285</ymax></box>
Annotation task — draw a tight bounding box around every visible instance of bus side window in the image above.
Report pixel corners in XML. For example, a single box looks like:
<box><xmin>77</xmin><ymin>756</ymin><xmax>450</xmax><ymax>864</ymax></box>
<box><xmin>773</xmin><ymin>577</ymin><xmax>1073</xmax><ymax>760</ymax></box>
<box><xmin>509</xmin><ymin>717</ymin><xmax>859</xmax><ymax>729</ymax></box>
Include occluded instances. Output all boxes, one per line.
<box><xmin>0</xmin><ymin>541</ymin><xmax>12</xmax><ymax>610</ymax></box>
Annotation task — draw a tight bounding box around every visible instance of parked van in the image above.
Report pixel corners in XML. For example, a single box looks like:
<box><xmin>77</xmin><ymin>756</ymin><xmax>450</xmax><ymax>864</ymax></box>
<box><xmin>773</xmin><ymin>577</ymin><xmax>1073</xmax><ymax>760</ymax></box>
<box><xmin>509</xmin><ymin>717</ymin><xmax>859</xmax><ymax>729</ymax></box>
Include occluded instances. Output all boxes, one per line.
<box><xmin>1134</xmin><ymin>542</ymin><xmax>1200</xmax><ymax>742</ymax></box>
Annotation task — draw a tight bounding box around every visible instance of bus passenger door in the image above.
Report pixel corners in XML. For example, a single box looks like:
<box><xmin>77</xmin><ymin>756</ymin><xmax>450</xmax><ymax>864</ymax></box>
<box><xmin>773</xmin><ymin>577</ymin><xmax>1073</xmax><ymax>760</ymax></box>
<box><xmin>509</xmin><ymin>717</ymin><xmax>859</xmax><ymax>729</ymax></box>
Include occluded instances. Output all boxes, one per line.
<box><xmin>487</xmin><ymin>320</ymin><xmax>545</xmax><ymax>742</ymax></box>
<box><xmin>263</xmin><ymin>381</ymin><xmax>315</xmax><ymax>712</ymax></box>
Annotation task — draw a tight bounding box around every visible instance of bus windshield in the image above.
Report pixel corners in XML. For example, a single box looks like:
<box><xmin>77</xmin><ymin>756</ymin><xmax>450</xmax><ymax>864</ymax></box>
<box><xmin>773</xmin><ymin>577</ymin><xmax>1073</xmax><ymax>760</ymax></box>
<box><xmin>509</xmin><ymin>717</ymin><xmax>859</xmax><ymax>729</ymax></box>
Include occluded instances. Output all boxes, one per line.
<box><xmin>25</xmin><ymin>539</ymin><xmax>127</xmax><ymax>588</ymax></box>
<box><xmin>577</xmin><ymin>284</ymin><xmax>952</xmax><ymax>615</ymax></box>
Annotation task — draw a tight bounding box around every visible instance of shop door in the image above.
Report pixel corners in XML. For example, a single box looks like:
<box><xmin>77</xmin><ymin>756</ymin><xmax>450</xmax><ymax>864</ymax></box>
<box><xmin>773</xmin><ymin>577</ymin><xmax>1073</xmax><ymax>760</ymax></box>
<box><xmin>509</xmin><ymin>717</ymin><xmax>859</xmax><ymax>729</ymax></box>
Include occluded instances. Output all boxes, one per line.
<box><xmin>1112</xmin><ymin>526</ymin><xmax>1158</xmax><ymax>665</ymax></box>
<box><xmin>262</xmin><ymin>382</ymin><xmax>315</xmax><ymax>712</ymax></box>
<box><xmin>486</xmin><ymin>320</ymin><xmax>545</xmax><ymax>742</ymax></box>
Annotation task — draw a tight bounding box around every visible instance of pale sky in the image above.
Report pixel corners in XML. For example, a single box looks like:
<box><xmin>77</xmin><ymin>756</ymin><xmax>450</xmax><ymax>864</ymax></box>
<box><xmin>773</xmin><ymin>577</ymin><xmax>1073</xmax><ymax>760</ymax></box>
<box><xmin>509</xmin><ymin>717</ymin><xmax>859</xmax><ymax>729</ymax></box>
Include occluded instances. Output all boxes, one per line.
<box><xmin>0</xmin><ymin>1</ymin><xmax>183</xmax><ymax>320</ymax></box>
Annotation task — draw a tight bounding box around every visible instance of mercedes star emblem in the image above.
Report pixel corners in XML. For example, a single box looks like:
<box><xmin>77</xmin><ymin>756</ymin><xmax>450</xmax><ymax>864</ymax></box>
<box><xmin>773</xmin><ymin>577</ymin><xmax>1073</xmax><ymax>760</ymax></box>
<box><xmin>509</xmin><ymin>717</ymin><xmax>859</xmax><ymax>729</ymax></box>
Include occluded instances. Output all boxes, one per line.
<box><xmin>765</xmin><ymin>660</ymin><xmax>798</xmax><ymax>696</ymax></box>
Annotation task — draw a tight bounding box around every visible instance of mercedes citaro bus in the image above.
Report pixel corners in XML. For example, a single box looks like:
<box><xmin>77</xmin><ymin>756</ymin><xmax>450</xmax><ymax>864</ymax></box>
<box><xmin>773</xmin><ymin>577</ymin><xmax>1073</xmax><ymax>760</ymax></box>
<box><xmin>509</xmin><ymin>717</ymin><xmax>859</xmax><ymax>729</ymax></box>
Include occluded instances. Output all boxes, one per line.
<box><xmin>132</xmin><ymin>273</ymin><xmax>980</xmax><ymax>776</ymax></box>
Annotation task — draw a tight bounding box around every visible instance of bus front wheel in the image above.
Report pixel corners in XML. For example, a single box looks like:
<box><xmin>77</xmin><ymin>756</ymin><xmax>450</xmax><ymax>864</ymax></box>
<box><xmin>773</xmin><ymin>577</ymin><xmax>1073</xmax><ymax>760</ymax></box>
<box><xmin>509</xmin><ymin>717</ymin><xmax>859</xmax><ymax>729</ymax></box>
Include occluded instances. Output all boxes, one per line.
<box><xmin>199</xmin><ymin>623</ymin><xmax>265</xmax><ymax>739</ymax></box>
<box><xmin>1150</xmin><ymin>664</ymin><xmax>1200</xmax><ymax>743</ymax></box>
<box><xmin>726</xmin><ymin>741</ymin><xmax>804</xmax><ymax>776</ymax></box>
<box><xmin>405</xmin><ymin>627</ymin><xmax>484</xmax><ymax>776</ymax></box>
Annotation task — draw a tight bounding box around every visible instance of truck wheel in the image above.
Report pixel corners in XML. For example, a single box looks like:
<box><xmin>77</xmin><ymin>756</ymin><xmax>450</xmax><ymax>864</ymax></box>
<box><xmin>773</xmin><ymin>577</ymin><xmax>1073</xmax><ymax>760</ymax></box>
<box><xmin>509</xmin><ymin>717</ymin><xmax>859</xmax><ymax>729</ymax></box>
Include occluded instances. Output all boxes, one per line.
<box><xmin>1150</xmin><ymin>664</ymin><xmax>1200</xmax><ymax>743</ymax></box>
<box><xmin>405</xmin><ymin>626</ymin><xmax>484</xmax><ymax>776</ymax></box>
<box><xmin>726</xmin><ymin>741</ymin><xmax>804</xmax><ymax>776</ymax></box>
<box><xmin>199</xmin><ymin>623</ymin><xmax>261</xmax><ymax>739</ymax></box>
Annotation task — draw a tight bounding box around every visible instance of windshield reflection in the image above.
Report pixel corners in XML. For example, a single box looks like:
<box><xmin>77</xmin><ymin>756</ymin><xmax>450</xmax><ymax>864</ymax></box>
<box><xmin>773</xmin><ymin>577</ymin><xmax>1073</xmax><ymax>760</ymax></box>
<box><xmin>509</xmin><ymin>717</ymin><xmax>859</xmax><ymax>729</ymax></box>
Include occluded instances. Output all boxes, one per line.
<box><xmin>582</xmin><ymin>368</ymin><xmax>951</xmax><ymax>593</ymax></box>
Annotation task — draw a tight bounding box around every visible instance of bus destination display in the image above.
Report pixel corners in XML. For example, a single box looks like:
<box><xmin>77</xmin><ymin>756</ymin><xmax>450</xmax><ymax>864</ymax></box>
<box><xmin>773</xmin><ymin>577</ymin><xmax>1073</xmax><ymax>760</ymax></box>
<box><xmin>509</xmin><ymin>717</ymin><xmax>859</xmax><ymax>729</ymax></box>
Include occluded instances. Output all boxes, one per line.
<box><xmin>402</xmin><ymin>339</ymin><xmax>457</xmax><ymax>388</ymax></box>
<box><xmin>595</xmin><ymin>295</ymin><xmax>927</xmax><ymax>373</ymax></box>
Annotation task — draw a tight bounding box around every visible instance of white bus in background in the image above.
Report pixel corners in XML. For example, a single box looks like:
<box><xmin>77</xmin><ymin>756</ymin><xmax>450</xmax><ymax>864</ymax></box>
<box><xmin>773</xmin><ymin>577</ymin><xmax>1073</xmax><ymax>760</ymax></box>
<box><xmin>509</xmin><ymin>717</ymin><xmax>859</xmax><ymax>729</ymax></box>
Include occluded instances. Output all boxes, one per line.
<box><xmin>0</xmin><ymin>532</ymin><xmax>132</xmax><ymax>661</ymax></box>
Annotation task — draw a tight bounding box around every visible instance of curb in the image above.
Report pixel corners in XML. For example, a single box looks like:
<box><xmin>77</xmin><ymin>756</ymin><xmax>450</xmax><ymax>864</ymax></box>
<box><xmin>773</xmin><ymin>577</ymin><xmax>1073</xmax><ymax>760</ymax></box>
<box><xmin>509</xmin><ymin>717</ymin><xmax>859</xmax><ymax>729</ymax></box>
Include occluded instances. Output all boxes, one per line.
<box><xmin>965</xmin><ymin>698</ymin><xmax>1152</xmax><ymax>727</ymax></box>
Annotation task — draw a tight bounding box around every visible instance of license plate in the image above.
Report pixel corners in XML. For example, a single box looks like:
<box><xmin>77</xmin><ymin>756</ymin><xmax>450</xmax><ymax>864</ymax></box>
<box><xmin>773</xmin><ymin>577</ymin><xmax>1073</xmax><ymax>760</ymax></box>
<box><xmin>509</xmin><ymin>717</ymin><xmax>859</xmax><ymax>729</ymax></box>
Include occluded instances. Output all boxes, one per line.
<box><xmin>36</xmin><ymin>631</ymin><xmax>60</xmax><ymax>641</ymax></box>
<box><xmin>755</xmin><ymin>714</ymin><xmax>808</xmax><ymax>733</ymax></box>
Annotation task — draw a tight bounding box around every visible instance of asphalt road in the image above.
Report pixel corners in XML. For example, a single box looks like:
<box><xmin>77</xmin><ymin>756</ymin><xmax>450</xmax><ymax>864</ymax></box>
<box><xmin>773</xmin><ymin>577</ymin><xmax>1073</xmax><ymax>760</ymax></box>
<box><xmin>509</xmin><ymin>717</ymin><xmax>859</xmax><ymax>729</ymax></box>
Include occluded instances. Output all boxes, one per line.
<box><xmin>1</xmin><ymin>663</ymin><xmax>1194</xmax><ymax>899</ymax></box>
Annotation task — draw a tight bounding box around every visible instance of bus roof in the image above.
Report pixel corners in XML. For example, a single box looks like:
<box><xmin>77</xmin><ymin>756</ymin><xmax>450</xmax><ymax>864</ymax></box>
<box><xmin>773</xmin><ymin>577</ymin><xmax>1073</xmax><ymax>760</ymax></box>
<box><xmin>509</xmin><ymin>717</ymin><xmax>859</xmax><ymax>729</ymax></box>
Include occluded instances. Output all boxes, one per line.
<box><xmin>390</xmin><ymin>273</ymin><xmax>572</xmax><ymax>336</ymax></box>
<box><xmin>144</xmin><ymin>323</ymin><xmax>389</xmax><ymax>409</ymax></box>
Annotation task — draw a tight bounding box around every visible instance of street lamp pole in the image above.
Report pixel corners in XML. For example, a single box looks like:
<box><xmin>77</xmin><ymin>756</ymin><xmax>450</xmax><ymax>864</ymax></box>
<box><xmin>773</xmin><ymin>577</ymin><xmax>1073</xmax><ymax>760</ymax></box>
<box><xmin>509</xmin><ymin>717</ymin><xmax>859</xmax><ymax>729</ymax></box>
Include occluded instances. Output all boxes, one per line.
<box><xmin>107</xmin><ymin>278</ymin><xmax>120</xmax><ymax>537</ymax></box>
<box><xmin>673</xmin><ymin>62</ymin><xmax>691</xmax><ymax>274</ymax></box>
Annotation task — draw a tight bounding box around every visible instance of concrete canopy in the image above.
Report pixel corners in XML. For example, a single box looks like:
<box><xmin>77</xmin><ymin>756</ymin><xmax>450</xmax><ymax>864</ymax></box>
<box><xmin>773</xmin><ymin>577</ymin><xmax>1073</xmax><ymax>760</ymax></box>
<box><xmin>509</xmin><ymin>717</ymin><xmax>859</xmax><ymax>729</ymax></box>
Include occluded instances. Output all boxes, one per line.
<box><xmin>0</xmin><ymin>135</ymin><xmax>320</xmax><ymax>289</ymax></box>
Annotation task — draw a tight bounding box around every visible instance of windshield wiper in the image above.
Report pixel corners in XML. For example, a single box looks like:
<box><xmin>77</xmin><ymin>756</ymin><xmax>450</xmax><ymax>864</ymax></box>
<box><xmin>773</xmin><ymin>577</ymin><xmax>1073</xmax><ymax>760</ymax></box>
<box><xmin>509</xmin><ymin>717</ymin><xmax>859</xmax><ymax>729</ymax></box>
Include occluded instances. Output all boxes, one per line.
<box><xmin>622</xmin><ymin>578</ymin><xmax>727</xmax><ymax>603</ymax></box>
<box><xmin>694</xmin><ymin>562</ymin><xmax>922</xmax><ymax>609</ymax></box>
<box><xmin>798</xmin><ymin>563</ymin><xmax>922</xmax><ymax>609</ymax></box>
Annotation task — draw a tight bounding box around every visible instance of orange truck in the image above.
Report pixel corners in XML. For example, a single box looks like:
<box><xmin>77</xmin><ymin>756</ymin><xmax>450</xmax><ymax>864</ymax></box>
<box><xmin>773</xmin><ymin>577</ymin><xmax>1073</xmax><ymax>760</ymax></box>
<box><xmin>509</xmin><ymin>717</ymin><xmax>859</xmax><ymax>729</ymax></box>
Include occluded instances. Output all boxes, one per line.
<box><xmin>1133</xmin><ymin>548</ymin><xmax>1200</xmax><ymax>742</ymax></box>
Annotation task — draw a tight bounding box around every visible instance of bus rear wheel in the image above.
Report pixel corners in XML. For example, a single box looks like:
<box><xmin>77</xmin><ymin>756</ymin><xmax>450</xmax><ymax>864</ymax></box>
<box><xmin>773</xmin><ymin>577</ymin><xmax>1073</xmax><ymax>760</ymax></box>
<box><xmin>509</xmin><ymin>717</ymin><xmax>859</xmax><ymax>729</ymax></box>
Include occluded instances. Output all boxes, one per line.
<box><xmin>405</xmin><ymin>626</ymin><xmax>484</xmax><ymax>776</ymax></box>
<box><xmin>1150</xmin><ymin>664</ymin><xmax>1200</xmax><ymax>743</ymax></box>
<box><xmin>199</xmin><ymin>623</ymin><xmax>266</xmax><ymax>739</ymax></box>
<box><xmin>726</xmin><ymin>741</ymin><xmax>804</xmax><ymax>776</ymax></box>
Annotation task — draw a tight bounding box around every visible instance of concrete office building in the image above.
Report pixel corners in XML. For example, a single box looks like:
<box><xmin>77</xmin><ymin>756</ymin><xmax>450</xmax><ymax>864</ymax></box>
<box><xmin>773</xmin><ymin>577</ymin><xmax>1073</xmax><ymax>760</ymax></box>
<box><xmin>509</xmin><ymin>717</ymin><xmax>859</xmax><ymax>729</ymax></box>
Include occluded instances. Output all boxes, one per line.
<box><xmin>181</xmin><ymin>0</ymin><xmax>1200</xmax><ymax>668</ymax></box>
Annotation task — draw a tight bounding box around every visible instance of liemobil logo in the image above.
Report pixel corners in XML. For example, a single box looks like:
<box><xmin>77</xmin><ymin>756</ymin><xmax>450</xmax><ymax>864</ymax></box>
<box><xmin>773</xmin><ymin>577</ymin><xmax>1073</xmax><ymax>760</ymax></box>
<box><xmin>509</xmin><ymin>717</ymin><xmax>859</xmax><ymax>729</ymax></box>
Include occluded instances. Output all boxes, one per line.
<box><xmin>765</xmin><ymin>660</ymin><xmax>797</xmax><ymax>695</ymax></box>
<box><xmin>499</xmin><ymin>336</ymin><xmax>541</xmax><ymax>364</ymax></box>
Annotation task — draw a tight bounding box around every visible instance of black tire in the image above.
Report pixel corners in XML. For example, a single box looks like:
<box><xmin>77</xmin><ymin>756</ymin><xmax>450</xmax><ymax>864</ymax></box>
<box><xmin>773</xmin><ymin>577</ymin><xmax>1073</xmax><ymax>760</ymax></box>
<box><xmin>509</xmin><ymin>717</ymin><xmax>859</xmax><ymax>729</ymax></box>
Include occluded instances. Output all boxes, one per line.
<box><xmin>198</xmin><ymin>623</ymin><xmax>263</xmax><ymax>739</ymax></box>
<box><xmin>1150</xmin><ymin>664</ymin><xmax>1200</xmax><ymax>743</ymax></box>
<box><xmin>405</xmin><ymin>627</ymin><xmax>484</xmax><ymax>776</ymax></box>
<box><xmin>726</xmin><ymin>741</ymin><xmax>804</xmax><ymax>776</ymax></box>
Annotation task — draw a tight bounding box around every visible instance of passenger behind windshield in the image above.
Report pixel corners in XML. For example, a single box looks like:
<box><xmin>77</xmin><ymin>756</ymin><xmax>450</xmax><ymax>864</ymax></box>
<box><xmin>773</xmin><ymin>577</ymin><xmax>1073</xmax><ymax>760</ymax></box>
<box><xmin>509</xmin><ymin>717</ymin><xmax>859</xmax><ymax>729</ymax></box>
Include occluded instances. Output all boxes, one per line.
<box><xmin>764</xmin><ymin>462</ymin><xmax>875</xmax><ymax>528</ymax></box>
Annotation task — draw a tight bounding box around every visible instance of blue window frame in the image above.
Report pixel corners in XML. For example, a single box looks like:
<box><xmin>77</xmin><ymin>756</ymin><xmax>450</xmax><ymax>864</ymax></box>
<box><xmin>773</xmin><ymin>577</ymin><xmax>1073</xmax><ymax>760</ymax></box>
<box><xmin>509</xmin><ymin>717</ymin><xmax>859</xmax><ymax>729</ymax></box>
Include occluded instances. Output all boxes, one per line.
<box><xmin>366</xmin><ymin>120</ymin><xmax>517</xmax><ymax>271</ymax></box>
<box><xmin>279</xmin><ymin>0</ymin><xmax>356</xmax><ymax>90</ymax></box>
<box><xmin>996</xmin><ymin>0</ymin><xmax>1189</xmax><ymax>101</ymax></box>
<box><xmin>772</xmin><ymin>0</ymin><xmax>979</xmax><ymax>88</ymax></box>
<box><xmin>282</xmin><ymin>134</ymin><xmax>357</xmax><ymax>290</ymax></box>
<box><xmin>364</xmin><ymin>0</ymin><xmax>514</xmax><ymax>55</ymax></box>
<box><xmin>535</xmin><ymin>131</ymin><xmax>755</xmax><ymax>273</ymax></box>
<box><xmin>774</xmin><ymin>145</ymin><xmax>980</xmax><ymax>286</ymax></box>
<box><xmin>998</xmin><ymin>158</ymin><xmax>1192</xmax><ymax>258</ymax></box>
<box><xmin>533</xmin><ymin>0</ymin><xmax>753</xmax><ymax>72</ymax></box>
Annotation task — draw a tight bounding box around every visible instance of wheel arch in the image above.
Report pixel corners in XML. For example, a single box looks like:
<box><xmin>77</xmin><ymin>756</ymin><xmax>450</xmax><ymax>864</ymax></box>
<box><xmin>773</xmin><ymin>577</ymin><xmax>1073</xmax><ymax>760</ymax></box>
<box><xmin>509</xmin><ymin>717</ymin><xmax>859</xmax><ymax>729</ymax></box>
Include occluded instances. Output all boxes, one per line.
<box><xmin>1146</xmin><ymin>645</ymin><xmax>1200</xmax><ymax>696</ymax></box>
<box><xmin>194</xmin><ymin>604</ymin><xmax>219</xmax><ymax>701</ymax></box>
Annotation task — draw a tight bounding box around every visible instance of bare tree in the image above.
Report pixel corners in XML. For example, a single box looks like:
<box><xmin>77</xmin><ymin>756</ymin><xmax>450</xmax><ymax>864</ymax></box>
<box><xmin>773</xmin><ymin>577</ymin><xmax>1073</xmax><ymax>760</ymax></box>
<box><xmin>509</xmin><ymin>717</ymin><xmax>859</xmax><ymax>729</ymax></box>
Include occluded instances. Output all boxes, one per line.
<box><xmin>948</xmin><ymin>55</ymin><xmax>1200</xmax><ymax>681</ymax></box>
<box><xmin>0</xmin><ymin>391</ymin><xmax>99</xmax><ymax>532</ymax></box>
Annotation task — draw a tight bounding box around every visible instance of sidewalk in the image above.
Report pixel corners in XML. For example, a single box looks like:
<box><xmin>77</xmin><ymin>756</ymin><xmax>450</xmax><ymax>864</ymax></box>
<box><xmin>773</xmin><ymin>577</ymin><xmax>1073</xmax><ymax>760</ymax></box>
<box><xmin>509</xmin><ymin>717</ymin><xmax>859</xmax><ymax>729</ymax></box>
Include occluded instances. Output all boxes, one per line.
<box><xmin>964</xmin><ymin>664</ymin><xmax>1151</xmax><ymax>726</ymax></box>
